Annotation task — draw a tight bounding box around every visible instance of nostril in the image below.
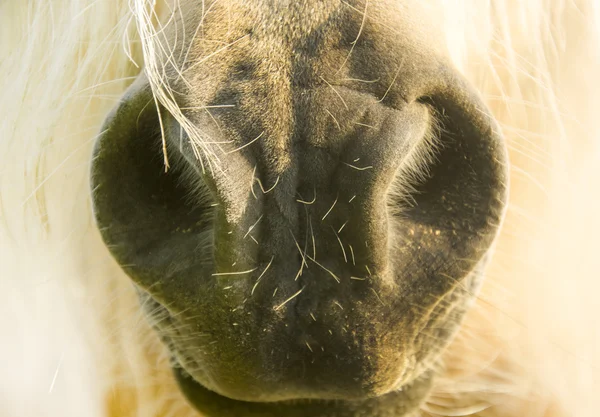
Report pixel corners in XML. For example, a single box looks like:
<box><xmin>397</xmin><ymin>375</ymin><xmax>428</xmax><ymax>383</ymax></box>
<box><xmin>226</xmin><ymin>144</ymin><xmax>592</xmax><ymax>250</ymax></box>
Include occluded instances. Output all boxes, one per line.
<box><xmin>399</xmin><ymin>95</ymin><xmax>507</xmax><ymax>233</ymax></box>
<box><xmin>382</xmin><ymin>84</ymin><xmax>507</xmax><ymax>296</ymax></box>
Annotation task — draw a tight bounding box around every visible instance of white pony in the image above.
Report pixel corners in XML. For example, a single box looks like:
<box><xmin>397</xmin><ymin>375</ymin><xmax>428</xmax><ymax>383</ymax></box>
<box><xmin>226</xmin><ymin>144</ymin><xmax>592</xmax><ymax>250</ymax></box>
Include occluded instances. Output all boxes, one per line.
<box><xmin>1</xmin><ymin>1</ymin><xmax>599</xmax><ymax>416</ymax></box>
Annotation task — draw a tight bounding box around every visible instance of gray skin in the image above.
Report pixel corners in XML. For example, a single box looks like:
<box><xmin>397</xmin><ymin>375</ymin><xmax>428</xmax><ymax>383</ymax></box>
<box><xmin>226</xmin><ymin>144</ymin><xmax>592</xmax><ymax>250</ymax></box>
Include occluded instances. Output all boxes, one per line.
<box><xmin>90</xmin><ymin>1</ymin><xmax>508</xmax><ymax>416</ymax></box>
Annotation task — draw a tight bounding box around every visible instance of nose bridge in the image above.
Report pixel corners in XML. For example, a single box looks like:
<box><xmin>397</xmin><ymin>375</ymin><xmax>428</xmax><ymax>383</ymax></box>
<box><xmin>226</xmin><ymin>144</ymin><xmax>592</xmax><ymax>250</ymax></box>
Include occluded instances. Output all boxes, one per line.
<box><xmin>208</xmin><ymin>102</ymin><xmax>432</xmax><ymax>282</ymax></box>
<box><xmin>296</xmin><ymin>170</ymin><xmax>386</xmax><ymax>280</ymax></box>
<box><xmin>296</xmin><ymin>101</ymin><xmax>432</xmax><ymax>278</ymax></box>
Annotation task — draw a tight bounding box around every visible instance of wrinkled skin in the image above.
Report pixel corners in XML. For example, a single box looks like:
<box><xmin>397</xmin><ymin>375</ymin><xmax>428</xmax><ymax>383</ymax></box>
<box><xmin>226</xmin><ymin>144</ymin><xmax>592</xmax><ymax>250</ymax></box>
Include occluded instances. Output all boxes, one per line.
<box><xmin>90</xmin><ymin>1</ymin><xmax>508</xmax><ymax>416</ymax></box>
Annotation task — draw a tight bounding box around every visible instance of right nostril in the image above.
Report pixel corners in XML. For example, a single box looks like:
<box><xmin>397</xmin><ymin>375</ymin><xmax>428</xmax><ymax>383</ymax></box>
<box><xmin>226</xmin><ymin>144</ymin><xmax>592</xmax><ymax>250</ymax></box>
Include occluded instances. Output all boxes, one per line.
<box><xmin>382</xmin><ymin>81</ymin><xmax>508</xmax><ymax>296</ymax></box>
<box><xmin>398</xmin><ymin>96</ymin><xmax>506</xmax><ymax>234</ymax></box>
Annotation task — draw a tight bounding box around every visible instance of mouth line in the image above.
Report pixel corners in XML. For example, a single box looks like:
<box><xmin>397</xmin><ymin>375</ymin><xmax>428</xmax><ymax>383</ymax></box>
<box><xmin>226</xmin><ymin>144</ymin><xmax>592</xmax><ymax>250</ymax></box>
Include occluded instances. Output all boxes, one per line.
<box><xmin>173</xmin><ymin>367</ymin><xmax>434</xmax><ymax>417</ymax></box>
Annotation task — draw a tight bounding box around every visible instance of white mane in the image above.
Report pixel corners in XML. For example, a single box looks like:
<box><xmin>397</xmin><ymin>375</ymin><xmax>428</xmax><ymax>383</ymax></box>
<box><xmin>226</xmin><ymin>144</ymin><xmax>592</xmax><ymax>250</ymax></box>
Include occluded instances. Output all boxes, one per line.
<box><xmin>1</xmin><ymin>1</ymin><xmax>598</xmax><ymax>416</ymax></box>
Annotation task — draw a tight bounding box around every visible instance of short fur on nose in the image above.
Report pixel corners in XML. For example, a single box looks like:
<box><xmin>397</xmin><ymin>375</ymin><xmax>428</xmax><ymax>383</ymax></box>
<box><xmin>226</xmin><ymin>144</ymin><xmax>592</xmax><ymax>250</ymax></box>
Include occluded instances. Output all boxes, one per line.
<box><xmin>90</xmin><ymin>0</ymin><xmax>508</xmax><ymax>414</ymax></box>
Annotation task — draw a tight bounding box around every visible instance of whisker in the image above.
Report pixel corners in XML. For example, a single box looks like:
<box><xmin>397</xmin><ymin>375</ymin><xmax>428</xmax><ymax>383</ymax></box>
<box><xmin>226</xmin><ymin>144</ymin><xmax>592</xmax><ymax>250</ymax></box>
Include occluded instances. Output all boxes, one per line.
<box><xmin>307</xmin><ymin>255</ymin><xmax>341</xmax><ymax>283</ymax></box>
<box><xmin>320</xmin><ymin>76</ymin><xmax>349</xmax><ymax>110</ymax></box>
<box><xmin>244</xmin><ymin>215</ymin><xmax>263</xmax><ymax>239</ymax></box>
<box><xmin>377</xmin><ymin>60</ymin><xmax>404</xmax><ymax>103</ymax></box>
<box><xmin>297</xmin><ymin>187</ymin><xmax>317</xmax><ymax>204</ymax></box>
<box><xmin>332</xmin><ymin>227</ymin><xmax>348</xmax><ymax>263</ymax></box>
<box><xmin>325</xmin><ymin>108</ymin><xmax>342</xmax><ymax>130</ymax></box>
<box><xmin>227</xmin><ymin>131</ymin><xmax>265</xmax><ymax>154</ymax></box>
<box><xmin>348</xmin><ymin>244</ymin><xmax>356</xmax><ymax>265</ymax></box>
<box><xmin>251</xmin><ymin>256</ymin><xmax>275</xmax><ymax>296</ymax></box>
<box><xmin>343</xmin><ymin>162</ymin><xmax>373</xmax><ymax>171</ymax></box>
<box><xmin>212</xmin><ymin>268</ymin><xmax>257</xmax><ymax>277</ymax></box>
<box><xmin>322</xmin><ymin>194</ymin><xmax>339</xmax><ymax>221</ymax></box>
<box><xmin>274</xmin><ymin>287</ymin><xmax>305</xmax><ymax>311</ymax></box>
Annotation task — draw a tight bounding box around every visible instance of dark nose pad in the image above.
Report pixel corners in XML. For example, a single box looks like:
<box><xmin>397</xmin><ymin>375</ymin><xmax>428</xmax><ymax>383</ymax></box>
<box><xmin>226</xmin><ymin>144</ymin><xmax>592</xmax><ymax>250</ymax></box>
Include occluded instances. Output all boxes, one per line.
<box><xmin>90</xmin><ymin>51</ymin><xmax>507</xmax><ymax>412</ymax></box>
